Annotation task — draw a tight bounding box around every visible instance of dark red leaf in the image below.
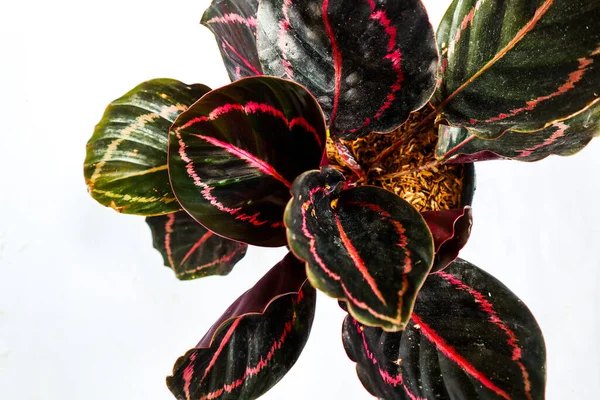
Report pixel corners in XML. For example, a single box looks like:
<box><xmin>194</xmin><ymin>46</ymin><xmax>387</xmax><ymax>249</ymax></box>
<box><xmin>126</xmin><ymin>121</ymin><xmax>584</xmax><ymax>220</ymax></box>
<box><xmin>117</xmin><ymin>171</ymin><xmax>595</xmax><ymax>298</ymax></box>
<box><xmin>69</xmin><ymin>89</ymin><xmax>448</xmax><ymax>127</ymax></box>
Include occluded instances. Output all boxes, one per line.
<box><xmin>145</xmin><ymin>211</ymin><xmax>247</xmax><ymax>280</ymax></box>
<box><xmin>256</xmin><ymin>0</ymin><xmax>438</xmax><ymax>139</ymax></box>
<box><xmin>202</xmin><ymin>0</ymin><xmax>263</xmax><ymax>81</ymax></box>
<box><xmin>285</xmin><ymin>167</ymin><xmax>434</xmax><ymax>331</ymax></box>
<box><xmin>167</xmin><ymin>252</ymin><xmax>316</xmax><ymax>400</ymax></box>
<box><xmin>168</xmin><ymin>76</ymin><xmax>327</xmax><ymax>247</ymax></box>
<box><xmin>422</xmin><ymin>207</ymin><xmax>472</xmax><ymax>273</ymax></box>
<box><xmin>343</xmin><ymin>258</ymin><xmax>546</xmax><ymax>400</ymax></box>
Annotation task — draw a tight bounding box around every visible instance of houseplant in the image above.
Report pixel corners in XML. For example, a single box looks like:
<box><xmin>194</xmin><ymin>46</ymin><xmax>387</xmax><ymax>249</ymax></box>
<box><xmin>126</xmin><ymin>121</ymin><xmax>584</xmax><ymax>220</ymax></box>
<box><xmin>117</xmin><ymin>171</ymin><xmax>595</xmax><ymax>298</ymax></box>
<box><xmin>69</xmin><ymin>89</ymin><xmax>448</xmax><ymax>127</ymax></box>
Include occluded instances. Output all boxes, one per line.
<box><xmin>83</xmin><ymin>0</ymin><xmax>599</xmax><ymax>398</ymax></box>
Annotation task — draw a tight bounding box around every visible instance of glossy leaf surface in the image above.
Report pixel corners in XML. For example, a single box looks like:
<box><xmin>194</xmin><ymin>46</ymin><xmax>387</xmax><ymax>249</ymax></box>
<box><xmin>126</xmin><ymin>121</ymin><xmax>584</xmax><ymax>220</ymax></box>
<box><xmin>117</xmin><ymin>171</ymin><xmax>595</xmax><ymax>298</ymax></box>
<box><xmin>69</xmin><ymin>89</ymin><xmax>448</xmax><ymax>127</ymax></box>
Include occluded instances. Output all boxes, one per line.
<box><xmin>434</xmin><ymin>0</ymin><xmax>600</xmax><ymax>139</ymax></box>
<box><xmin>146</xmin><ymin>211</ymin><xmax>247</xmax><ymax>280</ymax></box>
<box><xmin>257</xmin><ymin>0</ymin><xmax>438</xmax><ymax>139</ymax></box>
<box><xmin>285</xmin><ymin>167</ymin><xmax>434</xmax><ymax>331</ymax></box>
<box><xmin>422</xmin><ymin>207</ymin><xmax>472</xmax><ymax>273</ymax></box>
<box><xmin>202</xmin><ymin>0</ymin><xmax>263</xmax><ymax>81</ymax></box>
<box><xmin>84</xmin><ymin>79</ymin><xmax>210</xmax><ymax>215</ymax></box>
<box><xmin>437</xmin><ymin>104</ymin><xmax>600</xmax><ymax>163</ymax></box>
<box><xmin>169</xmin><ymin>76</ymin><xmax>327</xmax><ymax>247</ymax></box>
<box><xmin>343</xmin><ymin>258</ymin><xmax>546</xmax><ymax>400</ymax></box>
<box><xmin>167</xmin><ymin>253</ymin><xmax>316</xmax><ymax>400</ymax></box>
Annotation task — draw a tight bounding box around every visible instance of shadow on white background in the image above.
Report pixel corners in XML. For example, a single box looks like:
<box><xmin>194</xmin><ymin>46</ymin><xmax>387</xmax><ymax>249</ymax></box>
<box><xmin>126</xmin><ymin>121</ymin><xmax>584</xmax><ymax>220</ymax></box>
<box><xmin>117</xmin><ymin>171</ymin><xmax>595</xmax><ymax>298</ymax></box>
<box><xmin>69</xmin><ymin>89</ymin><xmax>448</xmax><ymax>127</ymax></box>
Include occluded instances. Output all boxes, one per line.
<box><xmin>0</xmin><ymin>0</ymin><xmax>598</xmax><ymax>398</ymax></box>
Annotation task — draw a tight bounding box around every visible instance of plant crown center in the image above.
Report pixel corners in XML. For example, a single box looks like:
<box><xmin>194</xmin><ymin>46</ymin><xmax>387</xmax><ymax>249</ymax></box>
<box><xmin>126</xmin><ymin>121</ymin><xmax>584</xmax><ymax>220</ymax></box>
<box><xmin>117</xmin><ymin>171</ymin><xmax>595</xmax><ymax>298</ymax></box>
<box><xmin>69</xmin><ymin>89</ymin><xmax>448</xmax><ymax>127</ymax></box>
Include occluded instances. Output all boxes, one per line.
<box><xmin>326</xmin><ymin>104</ymin><xmax>464</xmax><ymax>211</ymax></box>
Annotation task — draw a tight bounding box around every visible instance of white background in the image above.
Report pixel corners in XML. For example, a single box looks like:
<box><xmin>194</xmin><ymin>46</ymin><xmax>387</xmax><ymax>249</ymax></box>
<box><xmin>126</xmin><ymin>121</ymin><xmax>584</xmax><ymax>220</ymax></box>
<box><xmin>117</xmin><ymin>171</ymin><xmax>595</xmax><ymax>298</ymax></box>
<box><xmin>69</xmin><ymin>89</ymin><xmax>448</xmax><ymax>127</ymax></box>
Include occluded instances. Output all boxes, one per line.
<box><xmin>1</xmin><ymin>0</ymin><xmax>598</xmax><ymax>399</ymax></box>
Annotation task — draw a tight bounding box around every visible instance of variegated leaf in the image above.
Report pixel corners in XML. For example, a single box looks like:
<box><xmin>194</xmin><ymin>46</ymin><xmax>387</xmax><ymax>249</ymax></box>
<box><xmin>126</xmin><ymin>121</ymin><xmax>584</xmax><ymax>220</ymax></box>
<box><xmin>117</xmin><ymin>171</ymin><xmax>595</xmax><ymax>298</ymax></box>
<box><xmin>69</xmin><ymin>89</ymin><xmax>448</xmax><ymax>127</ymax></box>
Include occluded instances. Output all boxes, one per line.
<box><xmin>167</xmin><ymin>253</ymin><xmax>316</xmax><ymax>400</ymax></box>
<box><xmin>343</xmin><ymin>258</ymin><xmax>546</xmax><ymax>399</ymax></box>
<box><xmin>84</xmin><ymin>79</ymin><xmax>210</xmax><ymax>215</ymax></box>
<box><xmin>256</xmin><ymin>0</ymin><xmax>438</xmax><ymax>139</ymax></box>
<box><xmin>434</xmin><ymin>0</ymin><xmax>600</xmax><ymax>139</ymax></box>
<box><xmin>168</xmin><ymin>76</ymin><xmax>326</xmax><ymax>247</ymax></box>
<box><xmin>146</xmin><ymin>211</ymin><xmax>247</xmax><ymax>280</ymax></box>
<box><xmin>202</xmin><ymin>0</ymin><xmax>263</xmax><ymax>81</ymax></box>
<box><xmin>285</xmin><ymin>167</ymin><xmax>434</xmax><ymax>331</ymax></box>
<box><xmin>437</xmin><ymin>104</ymin><xmax>600</xmax><ymax>163</ymax></box>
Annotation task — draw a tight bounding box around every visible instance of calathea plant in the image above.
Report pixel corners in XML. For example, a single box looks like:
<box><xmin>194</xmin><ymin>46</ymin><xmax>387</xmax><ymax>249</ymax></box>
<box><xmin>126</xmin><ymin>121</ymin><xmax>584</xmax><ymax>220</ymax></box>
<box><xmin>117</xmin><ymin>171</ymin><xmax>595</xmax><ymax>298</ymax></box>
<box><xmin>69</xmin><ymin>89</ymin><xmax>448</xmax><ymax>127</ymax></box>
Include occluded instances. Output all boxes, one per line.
<box><xmin>84</xmin><ymin>0</ymin><xmax>599</xmax><ymax>398</ymax></box>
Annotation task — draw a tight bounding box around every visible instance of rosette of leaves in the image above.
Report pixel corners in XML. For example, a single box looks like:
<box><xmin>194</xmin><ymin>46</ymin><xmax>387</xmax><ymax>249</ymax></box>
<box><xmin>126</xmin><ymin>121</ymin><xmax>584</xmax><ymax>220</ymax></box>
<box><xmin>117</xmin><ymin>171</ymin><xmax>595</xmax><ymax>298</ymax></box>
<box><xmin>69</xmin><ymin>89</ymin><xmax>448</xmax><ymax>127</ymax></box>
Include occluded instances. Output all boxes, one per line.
<box><xmin>83</xmin><ymin>0</ymin><xmax>599</xmax><ymax>398</ymax></box>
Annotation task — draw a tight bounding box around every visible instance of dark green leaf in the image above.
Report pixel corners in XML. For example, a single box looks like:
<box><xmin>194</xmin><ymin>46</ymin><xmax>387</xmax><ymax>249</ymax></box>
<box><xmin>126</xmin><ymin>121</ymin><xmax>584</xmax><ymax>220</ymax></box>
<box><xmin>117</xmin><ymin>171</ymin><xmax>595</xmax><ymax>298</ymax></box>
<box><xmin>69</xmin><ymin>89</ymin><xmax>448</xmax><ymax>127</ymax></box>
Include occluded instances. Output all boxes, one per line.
<box><xmin>256</xmin><ymin>0</ymin><xmax>438</xmax><ymax>139</ymax></box>
<box><xmin>168</xmin><ymin>76</ymin><xmax>327</xmax><ymax>247</ymax></box>
<box><xmin>285</xmin><ymin>167</ymin><xmax>434</xmax><ymax>331</ymax></box>
<box><xmin>84</xmin><ymin>79</ymin><xmax>210</xmax><ymax>215</ymax></box>
<box><xmin>437</xmin><ymin>104</ymin><xmax>600</xmax><ymax>162</ymax></box>
<box><xmin>434</xmin><ymin>0</ymin><xmax>600</xmax><ymax>138</ymax></box>
<box><xmin>145</xmin><ymin>211</ymin><xmax>247</xmax><ymax>280</ymax></box>
<box><xmin>201</xmin><ymin>0</ymin><xmax>263</xmax><ymax>81</ymax></box>
<box><xmin>343</xmin><ymin>258</ymin><xmax>546</xmax><ymax>400</ymax></box>
<box><xmin>167</xmin><ymin>253</ymin><xmax>316</xmax><ymax>400</ymax></box>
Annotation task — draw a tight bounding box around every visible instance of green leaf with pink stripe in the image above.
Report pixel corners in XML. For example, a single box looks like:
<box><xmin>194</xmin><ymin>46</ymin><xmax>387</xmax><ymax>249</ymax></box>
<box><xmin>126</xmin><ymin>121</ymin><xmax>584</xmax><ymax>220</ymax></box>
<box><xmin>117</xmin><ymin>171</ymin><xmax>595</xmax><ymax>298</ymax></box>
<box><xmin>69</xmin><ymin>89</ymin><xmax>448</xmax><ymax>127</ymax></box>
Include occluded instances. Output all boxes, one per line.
<box><xmin>436</xmin><ymin>104</ymin><xmax>600</xmax><ymax>163</ymax></box>
<box><xmin>342</xmin><ymin>258</ymin><xmax>546</xmax><ymax>400</ymax></box>
<box><xmin>145</xmin><ymin>211</ymin><xmax>247</xmax><ymax>280</ymax></box>
<box><xmin>256</xmin><ymin>0</ymin><xmax>438</xmax><ymax>139</ymax></box>
<box><xmin>168</xmin><ymin>76</ymin><xmax>327</xmax><ymax>247</ymax></box>
<box><xmin>167</xmin><ymin>253</ymin><xmax>316</xmax><ymax>400</ymax></box>
<box><xmin>84</xmin><ymin>79</ymin><xmax>211</xmax><ymax>215</ymax></box>
<box><xmin>434</xmin><ymin>0</ymin><xmax>600</xmax><ymax>139</ymax></box>
<box><xmin>285</xmin><ymin>167</ymin><xmax>434</xmax><ymax>332</ymax></box>
<box><xmin>201</xmin><ymin>0</ymin><xmax>263</xmax><ymax>81</ymax></box>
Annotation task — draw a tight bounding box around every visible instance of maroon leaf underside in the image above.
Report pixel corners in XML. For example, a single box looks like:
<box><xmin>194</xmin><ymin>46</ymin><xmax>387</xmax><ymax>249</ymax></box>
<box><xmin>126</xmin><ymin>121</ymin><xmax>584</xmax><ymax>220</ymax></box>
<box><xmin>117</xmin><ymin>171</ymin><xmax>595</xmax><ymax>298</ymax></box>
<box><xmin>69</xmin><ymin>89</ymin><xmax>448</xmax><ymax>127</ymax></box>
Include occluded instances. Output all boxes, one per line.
<box><xmin>168</xmin><ymin>76</ymin><xmax>327</xmax><ymax>247</ymax></box>
<box><xmin>167</xmin><ymin>253</ymin><xmax>316</xmax><ymax>400</ymax></box>
<box><xmin>422</xmin><ymin>207</ymin><xmax>472</xmax><ymax>273</ymax></box>
<box><xmin>256</xmin><ymin>0</ymin><xmax>438</xmax><ymax>139</ymax></box>
<box><xmin>284</xmin><ymin>167</ymin><xmax>434</xmax><ymax>331</ymax></box>
<box><xmin>343</xmin><ymin>258</ymin><xmax>546</xmax><ymax>400</ymax></box>
<box><xmin>436</xmin><ymin>104</ymin><xmax>600</xmax><ymax>163</ymax></box>
<box><xmin>145</xmin><ymin>211</ymin><xmax>247</xmax><ymax>280</ymax></box>
<box><xmin>201</xmin><ymin>0</ymin><xmax>263</xmax><ymax>81</ymax></box>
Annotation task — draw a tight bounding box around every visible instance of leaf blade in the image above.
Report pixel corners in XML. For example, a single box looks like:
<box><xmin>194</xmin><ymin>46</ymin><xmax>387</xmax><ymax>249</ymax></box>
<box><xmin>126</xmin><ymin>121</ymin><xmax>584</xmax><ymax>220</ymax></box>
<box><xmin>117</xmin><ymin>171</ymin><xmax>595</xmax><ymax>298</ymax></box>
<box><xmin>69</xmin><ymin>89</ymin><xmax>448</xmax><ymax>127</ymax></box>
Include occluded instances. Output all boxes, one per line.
<box><xmin>84</xmin><ymin>79</ymin><xmax>211</xmax><ymax>215</ymax></box>
<box><xmin>168</xmin><ymin>76</ymin><xmax>327</xmax><ymax>247</ymax></box>
<box><xmin>343</xmin><ymin>258</ymin><xmax>546</xmax><ymax>399</ymax></box>
<box><xmin>285</xmin><ymin>167</ymin><xmax>434</xmax><ymax>331</ymax></box>
<box><xmin>257</xmin><ymin>0</ymin><xmax>438</xmax><ymax>139</ymax></box>
<box><xmin>434</xmin><ymin>0</ymin><xmax>600</xmax><ymax>139</ymax></box>
<box><xmin>437</xmin><ymin>103</ymin><xmax>600</xmax><ymax>162</ymax></box>
<box><xmin>167</xmin><ymin>253</ymin><xmax>316</xmax><ymax>400</ymax></box>
<box><xmin>145</xmin><ymin>211</ymin><xmax>247</xmax><ymax>280</ymax></box>
<box><xmin>201</xmin><ymin>0</ymin><xmax>263</xmax><ymax>81</ymax></box>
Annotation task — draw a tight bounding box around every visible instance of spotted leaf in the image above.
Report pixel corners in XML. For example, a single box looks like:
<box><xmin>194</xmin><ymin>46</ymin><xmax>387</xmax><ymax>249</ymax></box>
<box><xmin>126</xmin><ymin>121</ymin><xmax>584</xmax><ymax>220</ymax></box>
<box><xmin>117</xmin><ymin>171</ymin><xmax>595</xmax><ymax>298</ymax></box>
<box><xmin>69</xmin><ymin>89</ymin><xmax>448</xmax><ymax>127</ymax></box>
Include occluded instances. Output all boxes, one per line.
<box><xmin>437</xmin><ymin>104</ymin><xmax>600</xmax><ymax>163</ymax></box>
<box><xmin>422</xmin><ymin>207</ymin><xmax>472</xmax><ymax>273</ymax></box>
<box><xmin>285</xmin><ymin>167</ymin><xmax>434</xmax><ymax>332</ymax></box>
<box><xmin>167</xmin><ymin>252</ymin><xmax>316</xmax><ymax>400</ymax></box>
<box><xmin>256</xmin><ymin>0</ymin><xmax>438</xmax><ymax>139</ymax></box>
<box><xmin>343</xmin><ymin>258</ymin><xmax>546</xmax><ymax>400</ymax></box>
<box><xmin>434</xmin><ymin>0</ymin><xmax>600</xmax><ymax>139</ymax></box>
<box><xmin>168</xmin><ymin>76</ymin><xmax>327</xmax><ymax>247</ymax></box>
<box><xmin>84</xmin><ymin>79</ymin><xmax>210</xmax><ymax>215</ymax></box>
<box><xmin>145</xmin><ymin>211</ymin><xmax>247</xmax><ymax>280</ymax></box>
<box><xmin>202</xmin><ymin>0</ymin><xmax>263</xmax><ymax>81</ymax></box>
